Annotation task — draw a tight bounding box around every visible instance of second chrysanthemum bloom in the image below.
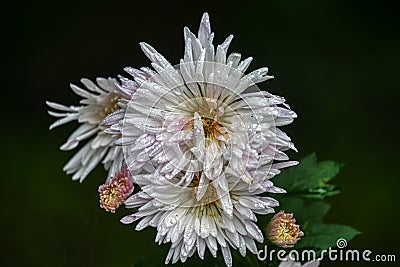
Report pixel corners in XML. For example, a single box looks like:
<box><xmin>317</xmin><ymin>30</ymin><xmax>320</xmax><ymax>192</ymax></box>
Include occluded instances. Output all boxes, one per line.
<box><xmin>47</xmin><ymin>78</ymin><xmax>131</xmax><ymax>182</ymax></box>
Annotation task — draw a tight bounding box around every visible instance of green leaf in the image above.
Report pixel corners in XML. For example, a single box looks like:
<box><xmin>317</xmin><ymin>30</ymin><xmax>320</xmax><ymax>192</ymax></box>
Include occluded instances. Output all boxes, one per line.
<box><xmin>296</xmin><ymin>224</ymin><xmax>361</xmax><ymax>250</ymax></box>
<box><xmin>275</xmin><ymin>196</ymin><xmax>330</xmax><ymax>226</ymax></box>
<box><xmin>274</xmin><ymin>153</ymin><xmax>342</xmax><ymax>199</ymax></box>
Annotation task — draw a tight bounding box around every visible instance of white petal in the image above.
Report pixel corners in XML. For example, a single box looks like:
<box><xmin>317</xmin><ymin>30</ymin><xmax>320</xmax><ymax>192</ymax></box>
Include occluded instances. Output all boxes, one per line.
<box><xmin>221</xmin><ymin>246</ymin><xmax>233</xmax><ymax>267</ymax></box>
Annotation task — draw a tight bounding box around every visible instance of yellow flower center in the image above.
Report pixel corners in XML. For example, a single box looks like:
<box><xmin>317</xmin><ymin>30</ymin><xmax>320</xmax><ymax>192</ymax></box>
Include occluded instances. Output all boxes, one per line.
<box><xmin>100</xmin><ymin>93</ymin><xmax>121</xmax><ymax>119</ymax></box>
<box><xmin>190</xmin><ymin>174</ymin><xmax>220</xmax><ymax>216</ymax></box>
<box><xmin>275</xmin><ymin>221</ymin><xmax>299</xmax><ymax>242</ymax></box>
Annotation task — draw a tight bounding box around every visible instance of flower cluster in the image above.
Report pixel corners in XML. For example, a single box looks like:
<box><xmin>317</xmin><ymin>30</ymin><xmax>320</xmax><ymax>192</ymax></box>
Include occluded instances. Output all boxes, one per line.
<box><xmin>48</xmin><ymin>13</ymin><xmax>301</xmax><ymax>266</ymax></box>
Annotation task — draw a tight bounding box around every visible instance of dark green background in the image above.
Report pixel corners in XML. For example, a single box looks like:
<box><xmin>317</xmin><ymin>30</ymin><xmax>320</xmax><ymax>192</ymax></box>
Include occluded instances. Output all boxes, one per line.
<box><xmin>3</xmin><ymin>0</ymin><xmax>399</xmax><ymax>266</ymax></box>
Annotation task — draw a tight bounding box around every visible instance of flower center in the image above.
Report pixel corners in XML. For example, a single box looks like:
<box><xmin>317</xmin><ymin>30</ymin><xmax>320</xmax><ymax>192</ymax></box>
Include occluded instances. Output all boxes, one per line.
<box><xmin>200</xmin><ymin>116</ymin><xmax>225</xmax><ymax>140</ymax></box>
<box><xmin>100</xmin><ymin>93</ymin><xmax>121</xmax><ymax>119</ymax></box>
<box><xmin>275</xmin><ymin>222</ymin><xmax>299</xmax><ymax>242</ymax></box>
<box><xmin>177</xmin><ymin>97</ymin><xmax>228</xmax><ymax>141</ymax></box>
<box><xmin>191</xmin><ymin>174</ymin><xmax>219</xmax><ymax>209</ymax></box>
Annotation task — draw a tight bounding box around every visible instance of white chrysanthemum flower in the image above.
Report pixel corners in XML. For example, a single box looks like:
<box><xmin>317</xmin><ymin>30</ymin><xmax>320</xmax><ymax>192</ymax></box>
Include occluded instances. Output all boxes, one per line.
<box><xmin>104</xmin><ymin>12</ymin><xmax>299</xmax><ymax>267</ymax></box>
<box><xmin>47</xmin><ymin>77</ymin><xmax>134</xmax><ymax>182</ymax></box>
<box><xmin>121</xmin><ymin>172</ymin><xmax>284</xmax><ymax>266</ymax></box>
<box><xmin>105</xmin><ymin>12</ymin><xmax>297</xmax><ymax>191</ymax></box>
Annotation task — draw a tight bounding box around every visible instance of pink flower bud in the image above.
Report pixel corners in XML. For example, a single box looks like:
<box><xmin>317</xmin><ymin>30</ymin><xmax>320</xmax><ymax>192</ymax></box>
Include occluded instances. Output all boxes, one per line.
<box><xmin>98</xmin><ymin>166</ymin><xmax>133</xmax><ymax>213</ymax></box>
<box><xmin>267</xmin><ymin>211</ymin><xmax>304</xmax><ymax>248</ymax></box>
